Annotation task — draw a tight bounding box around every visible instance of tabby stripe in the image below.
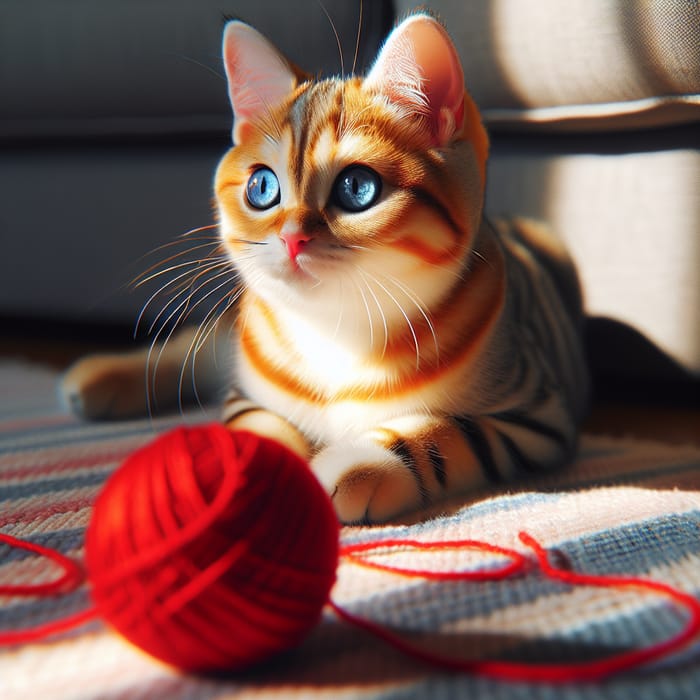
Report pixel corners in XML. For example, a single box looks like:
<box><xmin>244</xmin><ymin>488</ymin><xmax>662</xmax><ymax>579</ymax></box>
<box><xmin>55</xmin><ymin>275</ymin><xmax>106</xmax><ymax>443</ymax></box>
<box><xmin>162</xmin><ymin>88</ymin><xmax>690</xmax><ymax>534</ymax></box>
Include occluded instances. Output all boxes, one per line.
<box><xmin>499</xmin><ymin>432</ymin><xmax>540</xmax><ymax>474</ymax></box>
<box><xmin>507</xmin><ymin>233</ymin><xmax>565</xmax><ymax>370</ymax></box>
<box><xmin>451</xmin><ymin>416</ymin><xmax>502</xmax><ymax>483</ymax></box>
<box><xmin>410</xmin><ymin>186</ymin><xmax>465</xmax><ymax>243</ymax></box>
<box><xmin>493</xmin><ymin>411</ymin><xmax>570</xmax><ymax>454</ymax></box>
<box><xmin>287</xmin><ymin>85</ymin><xmax>313</xmax><ymax>185</ymax></box>
<box><xmin>511</xmin><ymin>354</ymin><xmax>535</xmax><ymax>400</ymax></box>
<box><xmin>388</xmin><ymin>438</ymin><xmax>430</xmax><ymax>507</ymax></box>
<box><xmin>221</xmin><ymin>398</ymin><xmax>260</xmax><ymax>424</ymax></box>
<box><xmin>427</xmin><ymin>441</ymin><xmax>447</xmax><ymax>489</ymax></box>
<box><xmin>393</xmin><ymin>236</ymin><xmax>460</xmax><ymax>266</ymax></box>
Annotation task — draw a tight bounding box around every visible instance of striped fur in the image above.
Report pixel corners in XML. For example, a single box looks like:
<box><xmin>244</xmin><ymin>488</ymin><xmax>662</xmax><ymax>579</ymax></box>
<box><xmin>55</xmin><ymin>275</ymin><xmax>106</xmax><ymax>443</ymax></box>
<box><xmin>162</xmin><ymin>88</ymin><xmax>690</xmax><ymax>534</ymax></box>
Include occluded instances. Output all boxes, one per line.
<box><xmin>62</xmin><ymin>14</ymin><xmax>589</xmax><ymax>523</ymax></box>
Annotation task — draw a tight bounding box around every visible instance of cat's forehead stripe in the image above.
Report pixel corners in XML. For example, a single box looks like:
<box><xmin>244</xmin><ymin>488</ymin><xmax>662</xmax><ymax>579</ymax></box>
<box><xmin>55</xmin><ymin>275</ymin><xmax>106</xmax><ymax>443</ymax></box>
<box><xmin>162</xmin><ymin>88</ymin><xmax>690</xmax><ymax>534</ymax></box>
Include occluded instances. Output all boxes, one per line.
<box><xmin>286</xmin><ymin>80</ymin><xmax>344</xmax><ymax>187</ymax></box>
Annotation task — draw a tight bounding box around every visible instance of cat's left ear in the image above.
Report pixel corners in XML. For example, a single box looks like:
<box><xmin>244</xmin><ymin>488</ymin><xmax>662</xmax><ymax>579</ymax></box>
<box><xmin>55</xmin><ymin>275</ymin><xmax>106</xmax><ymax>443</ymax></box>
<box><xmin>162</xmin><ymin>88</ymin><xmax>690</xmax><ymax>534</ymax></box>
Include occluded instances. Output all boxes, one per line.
<box><xmin>222</xmin><ymin>21</ymin><xmax>299</xmax><ymax>141</ymax></box>
<box><xmin>365</xmin><ymin>14</ymin><xmax>465</xmax><ymax>146</ymax></box>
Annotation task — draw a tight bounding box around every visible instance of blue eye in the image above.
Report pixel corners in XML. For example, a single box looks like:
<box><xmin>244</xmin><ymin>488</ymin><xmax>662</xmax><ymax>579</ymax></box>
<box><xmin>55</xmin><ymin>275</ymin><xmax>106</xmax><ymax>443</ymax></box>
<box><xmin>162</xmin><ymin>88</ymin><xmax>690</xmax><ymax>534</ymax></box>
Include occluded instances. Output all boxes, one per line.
<box><xmin>333</xmin><ymin>166</ymin><xmax>381</xmax><ymax>213</ymax></box>
<box><xmin>246</xmin><ymin>167</ymin><xmax>280</xmax><ymax>210</ymax></box>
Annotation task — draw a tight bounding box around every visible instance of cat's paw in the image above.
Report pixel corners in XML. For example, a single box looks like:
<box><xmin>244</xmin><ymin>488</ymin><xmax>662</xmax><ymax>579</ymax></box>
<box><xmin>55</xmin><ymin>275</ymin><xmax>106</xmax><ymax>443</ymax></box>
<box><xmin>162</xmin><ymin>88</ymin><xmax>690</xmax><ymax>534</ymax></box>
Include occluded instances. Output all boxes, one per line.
<box><xmin>312</xmin><ymin>438</ymin><xmax>423</xmax><ymax>524</ymax></box>
<box><xmin>60</xmin><ymin>354</ymin><xmax>149</xmax><ymax>420</ymax></box>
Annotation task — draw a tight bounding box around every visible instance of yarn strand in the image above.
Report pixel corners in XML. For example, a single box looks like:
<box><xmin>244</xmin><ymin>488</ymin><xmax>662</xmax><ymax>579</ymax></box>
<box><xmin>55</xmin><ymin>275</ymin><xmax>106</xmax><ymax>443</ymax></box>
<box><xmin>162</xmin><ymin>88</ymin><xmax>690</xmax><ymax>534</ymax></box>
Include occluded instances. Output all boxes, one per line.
<box><xmin>0</xmin><ymin>608</ymin><xmax>97</xmax><ymax>646</ymax></box>
<box><xmin>332</xmin><ymin>530</ymin><xmax>700</xmax><ymax>683</ymax></box>
<box><xmin>340</xmin><ymin>538</ymin><xmax>528</xmax><ymax>581</ymax></box>
<box><xmin>0</xmin><ymin>532</ymin><xmax>84</xmax><ymax>596</ymax></box>
<box><xmin>0</xmin><ymin>532</ymin><xmax>95</xmax><ymax>646</ymax></box>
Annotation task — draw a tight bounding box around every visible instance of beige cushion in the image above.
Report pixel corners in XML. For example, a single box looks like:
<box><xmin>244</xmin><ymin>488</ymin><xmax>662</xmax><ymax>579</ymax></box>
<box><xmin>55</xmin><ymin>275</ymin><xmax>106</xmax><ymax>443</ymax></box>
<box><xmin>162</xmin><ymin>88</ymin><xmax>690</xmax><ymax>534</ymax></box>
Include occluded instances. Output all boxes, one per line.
<box><xmin>398</xmin><ymin>0</ymin><xmax>700</xmax><ymax>375</ymax></box>
<box><xmin>395</xmin><ymin>0</ymin><xmax>700</xmax><ymax>131</ymax></box>
<box><xmin>486</xmin><ymin>134</ymin><xmax>700</xmax><ymax>375</ymax></box>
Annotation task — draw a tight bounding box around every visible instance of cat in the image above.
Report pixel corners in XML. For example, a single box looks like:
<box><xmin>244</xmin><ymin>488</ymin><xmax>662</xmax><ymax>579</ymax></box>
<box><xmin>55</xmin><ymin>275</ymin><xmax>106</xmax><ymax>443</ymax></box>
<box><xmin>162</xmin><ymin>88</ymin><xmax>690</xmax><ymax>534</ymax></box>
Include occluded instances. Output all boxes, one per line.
<box><xmin>61</xmin><ymin>12</ymin><xmax>589</xmax><ymax>524</ymax></box>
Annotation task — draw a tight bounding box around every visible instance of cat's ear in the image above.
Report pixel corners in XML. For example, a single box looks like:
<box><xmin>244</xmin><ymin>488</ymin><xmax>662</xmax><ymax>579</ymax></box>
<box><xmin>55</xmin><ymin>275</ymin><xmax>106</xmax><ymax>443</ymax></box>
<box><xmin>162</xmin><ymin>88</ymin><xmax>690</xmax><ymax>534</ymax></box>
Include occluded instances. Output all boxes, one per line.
<box><xmin>222</xmin><ymin>21</ymin><xmax>298</xmax><ymax>140</ymax></box>
<box><xmin>365</xmin><ymin>14</ymin><xmax>465</xmax><ymax>146</ymax></box>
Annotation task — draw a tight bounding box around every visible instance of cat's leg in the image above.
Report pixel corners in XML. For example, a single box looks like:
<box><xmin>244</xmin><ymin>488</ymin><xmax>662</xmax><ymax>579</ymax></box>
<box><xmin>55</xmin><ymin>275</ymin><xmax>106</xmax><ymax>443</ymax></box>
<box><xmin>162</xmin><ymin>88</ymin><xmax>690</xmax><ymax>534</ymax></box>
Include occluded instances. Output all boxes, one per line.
<box><xmin>312</xmin><ymin>411</ymin><xmax>575</xmax><ymax>524</ymax></box>
<box><xmin>60</xmin><ymin>324</ymin><xmax>227</xmax><ymax>420</ymax></box>
<box><xmin>221</xmin><ymin>394</ymin><xmax>310</xmax><ymax>460</ymax></box>
<box><xmin>312</xmin><ymin>415</ymin><xmax>486</xmax><ymax>524</ymax></box>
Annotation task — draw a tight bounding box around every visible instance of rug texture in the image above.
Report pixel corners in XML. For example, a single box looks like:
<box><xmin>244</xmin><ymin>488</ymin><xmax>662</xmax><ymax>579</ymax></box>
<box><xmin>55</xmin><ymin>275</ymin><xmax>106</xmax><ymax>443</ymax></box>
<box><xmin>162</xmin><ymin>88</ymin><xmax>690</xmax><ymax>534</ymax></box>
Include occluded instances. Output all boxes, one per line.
<box><xmin>1</xmin><ymin>360</ymin><xmax>699</xmax><ymax>699</ymax></box>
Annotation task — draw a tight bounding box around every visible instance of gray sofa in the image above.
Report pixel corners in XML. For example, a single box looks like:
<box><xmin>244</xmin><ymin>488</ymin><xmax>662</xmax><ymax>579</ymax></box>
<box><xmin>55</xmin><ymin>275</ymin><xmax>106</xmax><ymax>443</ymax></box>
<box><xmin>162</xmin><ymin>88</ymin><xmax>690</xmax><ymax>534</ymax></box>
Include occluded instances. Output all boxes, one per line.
<box><xmin>0</xmin><ymin>1</ymin><xmax>391</xmax><ymax>322</ymax></box>
<box><xmin>2</xmin><ymin>0</ymin><xmax>698</xmax><ymax>383</ymax></box>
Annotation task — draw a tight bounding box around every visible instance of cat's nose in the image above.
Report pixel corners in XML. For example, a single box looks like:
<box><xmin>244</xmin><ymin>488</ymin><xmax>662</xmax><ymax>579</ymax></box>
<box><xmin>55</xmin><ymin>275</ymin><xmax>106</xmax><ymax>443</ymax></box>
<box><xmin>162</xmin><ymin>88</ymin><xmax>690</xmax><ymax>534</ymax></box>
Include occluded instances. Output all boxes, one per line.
<box><xmin>280</xmin><ymin>231</ymin><xmax>312</xmax><ymax>261</ymax></box>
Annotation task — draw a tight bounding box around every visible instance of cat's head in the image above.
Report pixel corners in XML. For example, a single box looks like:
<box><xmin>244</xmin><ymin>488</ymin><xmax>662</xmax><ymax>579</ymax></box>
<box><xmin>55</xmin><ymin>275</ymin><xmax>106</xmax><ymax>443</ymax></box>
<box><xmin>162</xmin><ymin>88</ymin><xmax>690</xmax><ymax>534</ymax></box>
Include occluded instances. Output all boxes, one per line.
<box><xmin>215</xmin><ymin>13</ymin><xmax>488</xmax><ymax>325</ymax></box>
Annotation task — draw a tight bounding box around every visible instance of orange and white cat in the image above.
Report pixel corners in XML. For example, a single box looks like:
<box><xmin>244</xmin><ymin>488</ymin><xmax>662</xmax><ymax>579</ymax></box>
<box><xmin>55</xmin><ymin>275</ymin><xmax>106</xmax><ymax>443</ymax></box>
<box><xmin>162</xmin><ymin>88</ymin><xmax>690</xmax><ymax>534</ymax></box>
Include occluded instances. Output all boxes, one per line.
<box><xmin>62</xmin><ymin>13</ymin><xmax>589</xmax><ymax>523</ymax></box>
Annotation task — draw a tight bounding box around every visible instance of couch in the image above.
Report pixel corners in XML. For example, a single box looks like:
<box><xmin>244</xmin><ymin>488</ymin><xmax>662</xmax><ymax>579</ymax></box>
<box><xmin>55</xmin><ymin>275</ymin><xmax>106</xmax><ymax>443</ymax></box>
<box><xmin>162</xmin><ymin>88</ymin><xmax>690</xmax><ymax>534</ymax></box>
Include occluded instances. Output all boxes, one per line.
<box><xmin>2</xmin><ymin>0</ymin><xmax>699</xmax><ymax>387</ymax></box>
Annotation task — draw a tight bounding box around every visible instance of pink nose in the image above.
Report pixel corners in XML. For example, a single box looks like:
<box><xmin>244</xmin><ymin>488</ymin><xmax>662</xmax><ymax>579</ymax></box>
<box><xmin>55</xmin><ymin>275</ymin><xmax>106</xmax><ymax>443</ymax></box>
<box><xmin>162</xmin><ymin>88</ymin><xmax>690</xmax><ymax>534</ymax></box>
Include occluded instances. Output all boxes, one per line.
<box><xmin>280</xmin><ymin>231</ymin><xmax>312</xmax><ymax>261</ymax></box>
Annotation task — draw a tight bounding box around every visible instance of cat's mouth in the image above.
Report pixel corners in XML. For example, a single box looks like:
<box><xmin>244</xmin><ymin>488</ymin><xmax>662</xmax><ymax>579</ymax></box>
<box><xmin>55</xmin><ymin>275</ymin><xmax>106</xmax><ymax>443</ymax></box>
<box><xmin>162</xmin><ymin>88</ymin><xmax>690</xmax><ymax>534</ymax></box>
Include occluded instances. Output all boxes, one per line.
<box><xmin>237</xmin><ymin>236</ymin><xmax>356</xmax><ymax>292</ymax></box>
<box><xmin>278</xmin><ymin>242</ymin><xmax>351</xmax><ymax>281</ymax></box>
<box><xmin>280</xmin><ymin>254</ymin><xmax>327</xmax><ymax>285</ymax></box>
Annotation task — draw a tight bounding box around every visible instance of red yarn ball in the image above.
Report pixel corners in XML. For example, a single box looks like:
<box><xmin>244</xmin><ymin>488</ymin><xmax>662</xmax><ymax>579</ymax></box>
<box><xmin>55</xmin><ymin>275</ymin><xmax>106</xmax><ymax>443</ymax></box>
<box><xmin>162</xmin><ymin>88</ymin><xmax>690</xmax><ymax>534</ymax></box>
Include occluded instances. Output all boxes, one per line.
<box><xmin>85</xmin><ymin>424</ymin><xmax>339</xmax><ymax>672</ymax></box>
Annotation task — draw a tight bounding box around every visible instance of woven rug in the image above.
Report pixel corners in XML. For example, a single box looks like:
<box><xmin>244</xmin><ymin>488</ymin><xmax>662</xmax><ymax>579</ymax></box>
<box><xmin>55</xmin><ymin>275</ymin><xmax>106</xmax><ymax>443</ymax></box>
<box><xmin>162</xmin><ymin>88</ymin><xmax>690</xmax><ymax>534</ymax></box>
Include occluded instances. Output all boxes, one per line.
<box><xmin>1</xmin><ymin>359</ymin><xmax>699</xmax><ymax>699</ymax></box>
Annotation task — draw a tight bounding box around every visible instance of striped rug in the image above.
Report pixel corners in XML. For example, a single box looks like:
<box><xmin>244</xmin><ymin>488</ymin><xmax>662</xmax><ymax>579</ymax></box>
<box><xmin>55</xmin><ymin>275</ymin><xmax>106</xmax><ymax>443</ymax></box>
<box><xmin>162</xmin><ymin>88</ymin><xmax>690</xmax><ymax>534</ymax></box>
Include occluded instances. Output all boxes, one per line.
<box><xmin>1</xmin><ymin>360</ymin><xmax>699</xmax><ymax>699</ymax></box>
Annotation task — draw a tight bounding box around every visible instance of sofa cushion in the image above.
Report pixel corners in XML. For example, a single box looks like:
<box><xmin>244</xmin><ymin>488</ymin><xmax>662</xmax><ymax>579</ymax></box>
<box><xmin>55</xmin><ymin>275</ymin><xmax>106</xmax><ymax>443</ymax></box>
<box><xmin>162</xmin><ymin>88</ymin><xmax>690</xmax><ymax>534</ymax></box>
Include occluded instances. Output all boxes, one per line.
<box><xmin>0</xmin><ymin>0</ymin><xmax>390</xmax><ymax>141</ymax></box>
<box><xmin>0</xmin><ymin>140</ymin><xmax>225</xmax><ymax>321</ymax></box>
<box><xmin>395</xmin><ymin>0</ymin><xmax>700</xmax><ymax>131</ymax></box>
<box><xmin>486</xmin><ymin>127</ymin><xmax>700</xmax><ymax>375</ymax></box>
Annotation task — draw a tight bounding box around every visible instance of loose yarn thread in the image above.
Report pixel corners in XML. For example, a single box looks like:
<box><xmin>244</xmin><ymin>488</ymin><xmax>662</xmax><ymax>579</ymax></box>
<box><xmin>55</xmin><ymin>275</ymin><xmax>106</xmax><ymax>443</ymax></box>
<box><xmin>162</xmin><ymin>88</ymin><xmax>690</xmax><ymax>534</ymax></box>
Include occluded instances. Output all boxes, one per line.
<box><xmin>333</xmin><ymin>531</ymin><xmax>700</xmax><ymax>683</ymax></box>
<box><xmin>0</xmin><ymin>532</ymin><xmax>96</xmax><ymax>645</ymax></box>
<box><xmin>1</xmin><ymin>424</ymin><xmax>699</xmax><ymax>683</ymax></box>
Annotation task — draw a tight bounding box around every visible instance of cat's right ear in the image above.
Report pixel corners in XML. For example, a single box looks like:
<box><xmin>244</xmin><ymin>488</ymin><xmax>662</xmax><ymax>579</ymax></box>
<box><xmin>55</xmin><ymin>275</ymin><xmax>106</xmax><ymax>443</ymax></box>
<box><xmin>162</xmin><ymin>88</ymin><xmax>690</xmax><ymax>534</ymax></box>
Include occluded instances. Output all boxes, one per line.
<box><xmin>222</xmin><ymin>21</ymin><xmax>297</xmax><ymax>142</ymax></box>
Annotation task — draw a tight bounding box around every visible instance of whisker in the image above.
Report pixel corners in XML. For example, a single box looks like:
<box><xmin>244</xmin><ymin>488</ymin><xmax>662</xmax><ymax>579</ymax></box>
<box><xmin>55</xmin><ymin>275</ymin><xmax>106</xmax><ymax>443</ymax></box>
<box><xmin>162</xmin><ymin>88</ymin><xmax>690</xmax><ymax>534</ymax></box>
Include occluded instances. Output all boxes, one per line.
<box><xmin>149</xmin><ymin>268</ymin><xmax>237</xmax><ymax>413</ymax></box>
<box><xmin>144</xmin><ymin>310</ymin><xmax>177</xmax><ymax>423</ymax></box>
<box><xmin>134</xmin><ymin>259</ymin><xmax>226</xmax><ymax>339</ymax></box>
<box><xmin>331</xmin><ymin>276</ymin><xmax>345</xmax><ymax>341</ymax></box>
<box><xmin>352</xmin><ymin>0</ymin><xmax>363</xmax><ymax>75</ymax></box>
<box><xmin>362</xmin><ymin>270</ymin><xmax>421</xmax><ymax>369</ymax></box>
<box><xmin>129</xmin><ymin>223</ymin><xmax>219</xmax><ymax>278</ymax></box>
<box><xmin>132</xmin><ymin>243</ymin><xmax>225</xmax><ymax>292</ymax></box>
<box><xmin>379</xmin><ymin>272</ymin><xmax>440</xmax><ymax>363</ymax></box>
<box><xmin>350</xmin><ymin>270</ymin><xmax>374</xmax><ymax>352</ymax></box>
<box><xmin>178</xmin><ymin>284</ymin><xmax>242</xmax><ymax>416</ymax></box>
<box><xmin>133</xmin><ymin>254</ymin><xmax>228</xmax><ymax>290</ymax></box>
<box><xmin>230</xmin><ymin>239</ymin><xmax>268</xmax><ymax>246</ymax></box>
<box><xmin>146</xmin><ymin>262</ymin><xmax>232</xmax><ymax>345</ymax></box>
<box><xmin>171</xmin><ymin>54</ymin><xmax>226</xmax><ymax>82</ymax></box>
<box><xmin>181</xmin><ymin>285</ymin><xmax>243</xmax><ymax>400</ymax></box>
<box><xmin>357</xmin><ymin>269</ymin><xmax>389</xmax><ymax>359</ymax></box>
<box><xmin>174</xmin><ymin>268</ymin><xmax>239</xmax><ymax>329</ymax></box>
<box><xmin>132</xmin><ymin>236</ymin><xmax>221</xmax><ymax>275</ymax></box>
<box><xmin>233</xmin><ymin>269</ymin><xmax>264</xmax><ymax>341</ymax></box>
<box><xmin>139</xmin><ymin>260</ymin><xmax>231</xmax><ymax>338</ymax></box>
<box><xmin>132</xmin><ymin>219</ymin><xmax>230</xmax><ymax>418</ymax></box>
<box><xmin>317</xmin><ymin>0</ymin><xmax>344</xmax><ymax>77</ymax></box>
<box><xmin>470</xmin><ymin>247</ymin><xmax>490</xmax><ymax>268</ymax></box>
<box><xmin>178</xmin><ymin>223</ymin><xmax>220</xmax><ymax>238</ymax></box>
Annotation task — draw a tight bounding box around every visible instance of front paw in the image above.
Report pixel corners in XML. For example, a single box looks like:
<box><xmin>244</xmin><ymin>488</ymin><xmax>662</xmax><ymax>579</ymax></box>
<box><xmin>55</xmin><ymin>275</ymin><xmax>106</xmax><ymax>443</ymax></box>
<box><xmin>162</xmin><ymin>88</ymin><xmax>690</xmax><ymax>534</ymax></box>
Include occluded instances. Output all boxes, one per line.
<box><xmin>312</xmin><ymin>439</ymin><xmax>423</xmax><ymax>524</ymax></box>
